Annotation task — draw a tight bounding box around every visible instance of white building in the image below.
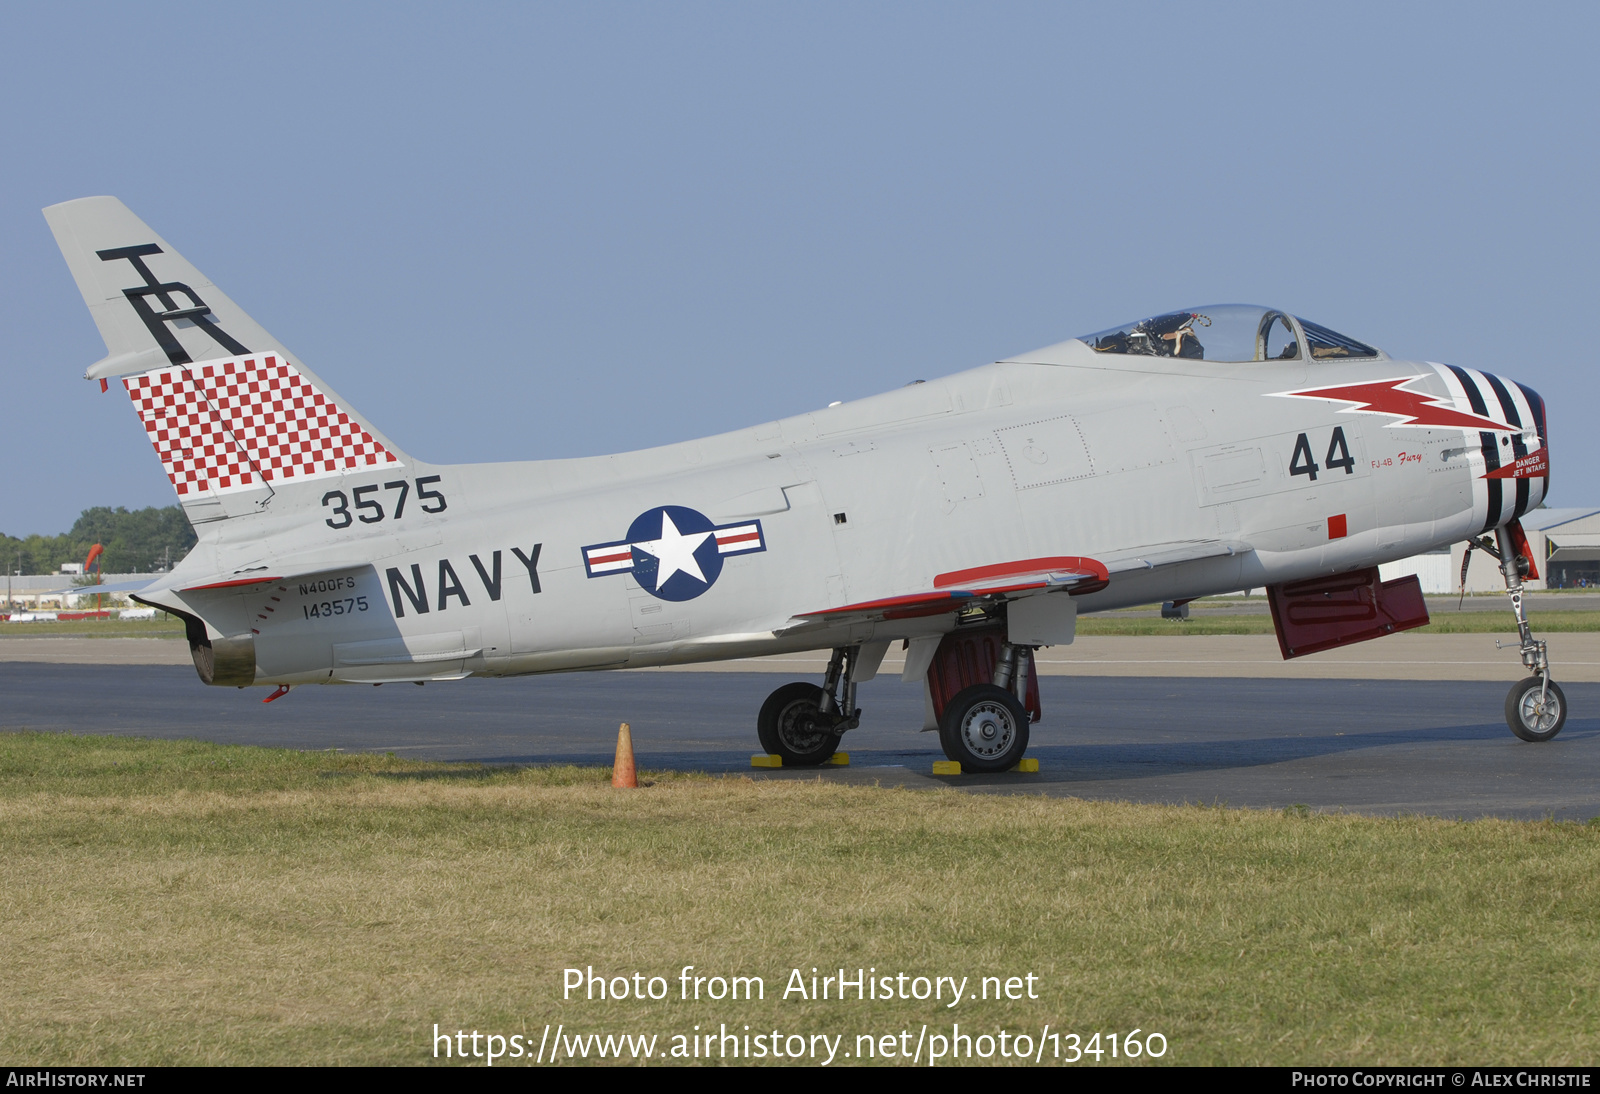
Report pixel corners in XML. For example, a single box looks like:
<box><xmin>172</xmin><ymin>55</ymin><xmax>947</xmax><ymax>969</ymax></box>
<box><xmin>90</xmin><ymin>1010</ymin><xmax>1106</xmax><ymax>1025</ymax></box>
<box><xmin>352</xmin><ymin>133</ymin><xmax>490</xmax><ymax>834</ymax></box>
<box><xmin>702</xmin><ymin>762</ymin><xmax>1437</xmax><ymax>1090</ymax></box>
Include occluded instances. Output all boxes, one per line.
<box><xmin>1379</xmin><ymin>549</ymin><xmax>1461</xmax><ymax>595</ymax></box>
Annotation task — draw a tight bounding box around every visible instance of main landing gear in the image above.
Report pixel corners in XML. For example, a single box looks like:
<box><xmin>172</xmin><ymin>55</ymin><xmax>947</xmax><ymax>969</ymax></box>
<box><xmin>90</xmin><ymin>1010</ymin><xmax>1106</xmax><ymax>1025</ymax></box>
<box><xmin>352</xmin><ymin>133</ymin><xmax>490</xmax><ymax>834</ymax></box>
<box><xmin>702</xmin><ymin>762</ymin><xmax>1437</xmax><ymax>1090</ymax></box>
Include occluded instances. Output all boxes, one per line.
<box><xmin>1470</xmin><ymin>523</ymin><xmax>1567</xmax><ymax>742</ymax></box>
<box><xmin>938</xmin><ymin>641</ymin><xmax>1033</xmax><ymax>773</ymax></box>
<box><xmin>758</xmin><ymin>631</ymin><xmax>1039</xmax><ymax>771</ymax></box>
<box><xmin>757</xmin><ymin>646</ymin><xmax>862</xmax><ymax>765</ymax></box>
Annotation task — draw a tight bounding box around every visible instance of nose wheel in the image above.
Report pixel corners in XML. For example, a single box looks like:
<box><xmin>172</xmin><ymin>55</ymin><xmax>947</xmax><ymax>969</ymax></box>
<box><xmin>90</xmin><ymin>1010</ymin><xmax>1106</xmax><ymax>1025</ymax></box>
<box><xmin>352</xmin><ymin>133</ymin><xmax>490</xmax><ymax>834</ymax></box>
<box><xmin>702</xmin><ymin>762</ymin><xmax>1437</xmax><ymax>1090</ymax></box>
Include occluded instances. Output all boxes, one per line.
<box><xmin>1506</xmin><ymin>676</ymin><xmax>1567</xmax><ymax>742</ymax></box>
<box><xmin>1476</xmin><ymin>521</ymin><xmax>1568</xmax><ymax>742</ymax></box>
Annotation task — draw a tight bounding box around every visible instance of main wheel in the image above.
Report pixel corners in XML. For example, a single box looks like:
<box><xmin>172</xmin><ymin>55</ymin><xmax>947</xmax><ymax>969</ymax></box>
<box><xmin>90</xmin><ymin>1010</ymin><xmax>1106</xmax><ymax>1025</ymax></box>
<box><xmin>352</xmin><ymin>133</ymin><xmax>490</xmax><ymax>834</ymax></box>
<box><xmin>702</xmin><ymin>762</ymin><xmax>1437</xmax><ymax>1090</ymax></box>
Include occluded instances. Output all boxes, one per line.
<box><xmin>939</xmin><ymin>684</ymin><xmax>1030</xmax><ymax>773</ymax></box>
<box><xmin>757</xmin><ymin>681</ymin><xmax>842</xmax><ymax>766</ymax></box>
<box><xmin>1505</xmin><ymin>676</ymin><xmax>1567</xmax><ymax>742</ymax></box>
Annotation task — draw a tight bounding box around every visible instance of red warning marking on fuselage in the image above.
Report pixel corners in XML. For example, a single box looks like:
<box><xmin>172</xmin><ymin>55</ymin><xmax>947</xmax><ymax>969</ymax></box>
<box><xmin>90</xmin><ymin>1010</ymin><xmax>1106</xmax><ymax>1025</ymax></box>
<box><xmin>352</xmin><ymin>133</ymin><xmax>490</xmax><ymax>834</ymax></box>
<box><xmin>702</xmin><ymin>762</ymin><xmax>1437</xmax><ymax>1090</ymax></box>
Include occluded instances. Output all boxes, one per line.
<box><xmin>1269</xmin><ymin>376</ymin><xmax>1516</xmax><ymax>432</ymax></box>
<box><xmin>1483</xmin><ymin>450</ymin><xmax>1549</xmax><ymax>480</ymax></box>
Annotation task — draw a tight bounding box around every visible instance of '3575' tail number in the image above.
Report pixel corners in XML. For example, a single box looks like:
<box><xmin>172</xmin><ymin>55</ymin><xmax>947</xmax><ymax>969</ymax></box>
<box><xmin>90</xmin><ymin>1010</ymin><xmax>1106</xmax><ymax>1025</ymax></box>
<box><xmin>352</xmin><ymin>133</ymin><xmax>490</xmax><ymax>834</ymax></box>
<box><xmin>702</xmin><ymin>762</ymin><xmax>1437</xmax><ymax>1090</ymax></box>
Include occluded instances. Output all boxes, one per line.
<box><xmin>323</xmin><ymin>476</ymin><xmax>447</xmax><ymax>529</ymax></box>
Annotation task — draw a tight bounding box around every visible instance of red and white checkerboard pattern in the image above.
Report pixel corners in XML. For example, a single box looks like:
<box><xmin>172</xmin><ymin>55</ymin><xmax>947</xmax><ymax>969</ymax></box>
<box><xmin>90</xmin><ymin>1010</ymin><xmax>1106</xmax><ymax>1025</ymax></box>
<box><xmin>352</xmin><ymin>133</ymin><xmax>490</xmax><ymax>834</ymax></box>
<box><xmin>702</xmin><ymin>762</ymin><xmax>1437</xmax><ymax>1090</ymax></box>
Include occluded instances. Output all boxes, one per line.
<box><xmin>124</xmin><ymin>354</ymin><xmax>398</xmax><ymax>496</ymax></box>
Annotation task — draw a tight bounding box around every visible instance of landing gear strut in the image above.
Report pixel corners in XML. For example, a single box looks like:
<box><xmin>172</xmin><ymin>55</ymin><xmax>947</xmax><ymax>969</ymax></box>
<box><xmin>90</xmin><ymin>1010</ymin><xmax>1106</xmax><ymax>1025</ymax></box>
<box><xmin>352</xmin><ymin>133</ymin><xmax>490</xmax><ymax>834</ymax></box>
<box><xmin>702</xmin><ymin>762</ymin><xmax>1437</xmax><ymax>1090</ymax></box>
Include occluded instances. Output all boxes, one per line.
<box><xmin>757</xmin><ymin>646</ymin><xmax>863</xmax><ymax>765</ymax></box>
<box><xmin>1475</xmin><ymin>524</ymin><xmax>1567</xmax><ymax>741</ymax></box>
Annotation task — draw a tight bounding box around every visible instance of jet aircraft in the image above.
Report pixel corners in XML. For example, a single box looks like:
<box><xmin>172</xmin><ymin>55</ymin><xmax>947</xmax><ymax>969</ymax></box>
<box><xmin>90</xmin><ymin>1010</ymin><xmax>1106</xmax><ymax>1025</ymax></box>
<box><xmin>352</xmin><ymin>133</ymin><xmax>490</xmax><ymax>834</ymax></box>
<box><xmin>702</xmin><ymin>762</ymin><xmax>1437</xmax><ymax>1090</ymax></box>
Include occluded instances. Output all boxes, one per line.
<box><xmin>42</xmin><ymin>197</ymin><xmax>1565</xmax><ymax>771</ymax></box>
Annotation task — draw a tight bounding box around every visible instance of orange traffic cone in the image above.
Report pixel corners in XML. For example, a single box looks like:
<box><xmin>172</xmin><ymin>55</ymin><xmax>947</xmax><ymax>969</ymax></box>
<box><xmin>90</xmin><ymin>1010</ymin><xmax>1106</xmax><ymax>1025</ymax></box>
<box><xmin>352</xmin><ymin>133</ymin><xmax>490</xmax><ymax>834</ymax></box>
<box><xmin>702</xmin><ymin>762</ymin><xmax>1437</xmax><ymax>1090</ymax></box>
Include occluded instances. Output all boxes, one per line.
<box><xmin>612</xmin><ymin>722</ymin><xmax>637</xmax><ymax>788</ymax></box>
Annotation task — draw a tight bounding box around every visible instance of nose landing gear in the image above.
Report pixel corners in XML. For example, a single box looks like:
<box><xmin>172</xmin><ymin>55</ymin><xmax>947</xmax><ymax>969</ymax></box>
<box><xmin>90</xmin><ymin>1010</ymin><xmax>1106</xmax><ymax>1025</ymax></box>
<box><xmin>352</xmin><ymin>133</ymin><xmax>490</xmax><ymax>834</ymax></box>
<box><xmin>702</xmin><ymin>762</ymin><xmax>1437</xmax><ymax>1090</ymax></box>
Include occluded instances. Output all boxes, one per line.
<box><xmin>1479</xmin><ymin>521</ymin><xmax>1567</xmax><ymax>742</ymax></box>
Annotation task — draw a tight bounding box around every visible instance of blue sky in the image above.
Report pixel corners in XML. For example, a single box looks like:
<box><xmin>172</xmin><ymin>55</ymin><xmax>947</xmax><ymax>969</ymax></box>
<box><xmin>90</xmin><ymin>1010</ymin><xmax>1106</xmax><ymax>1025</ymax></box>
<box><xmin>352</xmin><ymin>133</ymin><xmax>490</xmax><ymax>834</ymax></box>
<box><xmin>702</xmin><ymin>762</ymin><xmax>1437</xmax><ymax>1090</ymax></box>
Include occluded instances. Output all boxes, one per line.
<box><xmin>3</xmin><ymin>2</ymin><xmax>1596</xmax><ymax>534</ymax></box>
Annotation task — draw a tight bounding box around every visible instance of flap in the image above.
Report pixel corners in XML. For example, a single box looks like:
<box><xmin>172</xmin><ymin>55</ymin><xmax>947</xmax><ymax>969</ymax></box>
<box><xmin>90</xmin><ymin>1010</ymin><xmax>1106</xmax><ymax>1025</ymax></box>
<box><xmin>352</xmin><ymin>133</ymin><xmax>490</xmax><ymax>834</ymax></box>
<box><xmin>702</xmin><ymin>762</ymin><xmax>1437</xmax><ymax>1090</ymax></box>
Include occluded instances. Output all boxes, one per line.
<box><xmin>933</xmin><ymin>555</ymin><xmax>1106</xmax><ymax>591</ymax></box>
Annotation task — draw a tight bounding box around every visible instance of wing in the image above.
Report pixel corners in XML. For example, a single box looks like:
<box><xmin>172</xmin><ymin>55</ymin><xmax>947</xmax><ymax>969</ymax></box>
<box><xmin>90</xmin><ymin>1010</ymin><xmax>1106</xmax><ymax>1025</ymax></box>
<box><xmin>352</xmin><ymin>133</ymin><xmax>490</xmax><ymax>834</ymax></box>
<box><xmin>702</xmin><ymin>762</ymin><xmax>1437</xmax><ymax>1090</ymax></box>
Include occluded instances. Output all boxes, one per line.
<box><xmin>1101</xmin><ymin>538</ymin><xmax>1253</xmax><ymax>573</ymax></box>
<box><xmin>778</xmin><ymin>540</ymin><xmax>1256</xmax><ymax>633</ymax></box>
<box><xmin>781</xmin><ymin>555</ymin><xmax>1109</xmax><ymax>631</ymax></box>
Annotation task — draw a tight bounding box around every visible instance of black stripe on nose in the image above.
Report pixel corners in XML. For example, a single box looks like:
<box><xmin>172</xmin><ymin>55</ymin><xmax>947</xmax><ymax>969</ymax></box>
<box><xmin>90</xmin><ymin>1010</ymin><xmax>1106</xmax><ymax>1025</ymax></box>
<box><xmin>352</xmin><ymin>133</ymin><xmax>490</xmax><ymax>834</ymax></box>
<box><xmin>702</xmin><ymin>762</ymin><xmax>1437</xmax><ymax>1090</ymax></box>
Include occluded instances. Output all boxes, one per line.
<box><xmin>1479</xmin><ymin>372</ymin><xmax>1530</xmax><ymax>520</ymax></box>
<box><xmin>1445</xmin><ymin>364</ymin><xmax>1503</xmax><ymax>533</ymax></box>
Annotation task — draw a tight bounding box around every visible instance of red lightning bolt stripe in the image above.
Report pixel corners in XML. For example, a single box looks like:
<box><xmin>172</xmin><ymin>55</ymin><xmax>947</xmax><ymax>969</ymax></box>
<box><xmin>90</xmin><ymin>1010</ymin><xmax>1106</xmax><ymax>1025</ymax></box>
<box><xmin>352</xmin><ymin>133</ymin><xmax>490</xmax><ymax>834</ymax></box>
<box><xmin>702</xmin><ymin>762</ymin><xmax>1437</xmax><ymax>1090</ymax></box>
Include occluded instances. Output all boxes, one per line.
<box><xmin>1268</xmin><ymin>376</ymin><xmax>1516</xmax><ymax>431</ymax></box>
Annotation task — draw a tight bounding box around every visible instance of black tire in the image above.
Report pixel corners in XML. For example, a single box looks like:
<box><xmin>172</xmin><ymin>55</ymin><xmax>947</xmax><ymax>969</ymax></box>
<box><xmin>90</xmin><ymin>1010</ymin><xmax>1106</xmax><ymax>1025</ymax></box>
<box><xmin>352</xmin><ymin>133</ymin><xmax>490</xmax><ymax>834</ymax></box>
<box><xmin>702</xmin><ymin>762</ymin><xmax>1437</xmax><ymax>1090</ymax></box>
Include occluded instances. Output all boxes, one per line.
<box><xmin>757</xmin><ymin>681</ymin><xmax>842</xmax><ymax>766</ymax></box>
<box><xmin>1505</xmin><ymin>676</ymin><xmax>1567</xmax><ymax>742</ymax></box>
<box><xmin>938</xmin><ymin>684</ymin><xmax>1030</xmax><ymax>773</ymax></box>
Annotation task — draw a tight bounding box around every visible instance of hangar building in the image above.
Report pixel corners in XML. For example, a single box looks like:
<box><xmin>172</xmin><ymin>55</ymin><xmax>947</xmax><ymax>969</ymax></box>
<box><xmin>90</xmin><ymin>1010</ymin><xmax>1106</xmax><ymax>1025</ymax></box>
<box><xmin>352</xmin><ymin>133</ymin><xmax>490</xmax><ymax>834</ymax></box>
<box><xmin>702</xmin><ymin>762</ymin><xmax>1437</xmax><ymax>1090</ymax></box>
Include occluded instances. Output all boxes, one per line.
<box><xmin>1443</xmin><ymin>508</ymin><xmax>1600</xmax><ymax>593</ymax></box>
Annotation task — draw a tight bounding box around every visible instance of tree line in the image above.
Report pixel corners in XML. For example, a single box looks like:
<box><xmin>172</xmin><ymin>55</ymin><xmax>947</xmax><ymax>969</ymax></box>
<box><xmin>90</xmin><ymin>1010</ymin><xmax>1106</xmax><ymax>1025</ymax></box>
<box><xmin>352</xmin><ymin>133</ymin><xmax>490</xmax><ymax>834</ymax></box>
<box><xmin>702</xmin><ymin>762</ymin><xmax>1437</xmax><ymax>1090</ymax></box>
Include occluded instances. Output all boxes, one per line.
<box><xmin>1</xmin><ymin>507</ymin><xmax>197</xmax><ymax>575</ymax></box>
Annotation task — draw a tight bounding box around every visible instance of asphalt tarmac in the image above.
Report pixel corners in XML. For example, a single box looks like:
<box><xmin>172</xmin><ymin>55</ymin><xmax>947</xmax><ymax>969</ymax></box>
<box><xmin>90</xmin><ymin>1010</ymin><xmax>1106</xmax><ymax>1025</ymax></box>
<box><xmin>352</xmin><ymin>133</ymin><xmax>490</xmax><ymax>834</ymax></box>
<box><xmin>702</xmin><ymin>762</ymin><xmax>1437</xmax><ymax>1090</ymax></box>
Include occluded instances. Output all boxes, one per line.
<box><xmin>4</xmin><ymin>663</ymin><xmax>1596</xmax><ymax>820</ymax></box>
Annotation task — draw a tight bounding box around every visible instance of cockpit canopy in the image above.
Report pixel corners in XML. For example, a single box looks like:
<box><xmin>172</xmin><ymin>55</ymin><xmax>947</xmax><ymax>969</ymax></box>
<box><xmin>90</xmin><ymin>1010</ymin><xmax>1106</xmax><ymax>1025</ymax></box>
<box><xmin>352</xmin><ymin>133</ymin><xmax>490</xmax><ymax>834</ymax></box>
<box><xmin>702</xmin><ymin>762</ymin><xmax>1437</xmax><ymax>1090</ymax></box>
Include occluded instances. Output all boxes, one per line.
<box><xmin>1078</xmin><ymin>304</ymin><xmax>1379</xmax><ymax>363</ymax></box>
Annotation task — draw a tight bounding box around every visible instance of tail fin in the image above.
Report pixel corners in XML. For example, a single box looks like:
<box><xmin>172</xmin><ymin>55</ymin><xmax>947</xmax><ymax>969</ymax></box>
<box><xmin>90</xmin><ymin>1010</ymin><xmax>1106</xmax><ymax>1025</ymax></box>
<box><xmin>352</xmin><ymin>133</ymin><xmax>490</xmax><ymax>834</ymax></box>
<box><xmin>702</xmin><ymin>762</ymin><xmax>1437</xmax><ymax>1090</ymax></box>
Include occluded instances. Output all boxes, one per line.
<box><xmin>43</xmin><ymin>196</ymin><xmax>409</xmax><ymax>523</ymax></box>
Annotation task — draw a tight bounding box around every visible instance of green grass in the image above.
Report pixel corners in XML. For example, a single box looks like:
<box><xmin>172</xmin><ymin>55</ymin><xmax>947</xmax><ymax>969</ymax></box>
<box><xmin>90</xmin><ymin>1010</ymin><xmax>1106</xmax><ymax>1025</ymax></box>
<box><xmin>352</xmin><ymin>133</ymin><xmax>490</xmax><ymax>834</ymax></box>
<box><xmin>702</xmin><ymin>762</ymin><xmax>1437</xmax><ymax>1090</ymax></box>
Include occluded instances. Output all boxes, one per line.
<box><xmin>0</xmin><ymin>617</ymin><xmax>185</xmax><ymax>638</ymax></box>
<box><xmin>2</xmin><ymin>732</ymin><xmax>1598</xmax><ymax>1066</ymax></box>
<box><xmin>1077</xmin><ymin>612</ymin><xmax>1600</xmax><ymax>636</ymax></box>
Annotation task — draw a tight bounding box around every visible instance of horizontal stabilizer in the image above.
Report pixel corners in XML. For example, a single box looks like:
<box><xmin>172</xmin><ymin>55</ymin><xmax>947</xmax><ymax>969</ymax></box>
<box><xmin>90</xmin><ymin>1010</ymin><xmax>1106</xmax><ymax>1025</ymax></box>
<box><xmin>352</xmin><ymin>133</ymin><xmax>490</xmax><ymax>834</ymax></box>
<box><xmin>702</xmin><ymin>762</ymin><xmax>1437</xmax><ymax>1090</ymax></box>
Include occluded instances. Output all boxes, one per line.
<box><xmin>193</xmin><ymin>562</ymin><xmax>369</xmax><ymax>591</ymax></box>
<box><xmin>182</xmin><ymin>575</ymin><xmax>291</xmax><ymax>592</ymax></box>
<box><xmin>125</xmin><ymin>562</ymin><xmax>370</xmax><ymax>604</ymax></box>
<box><xmin>22</xmin><ymin>578</ymin><xmax>161</xmax><ymax>598</ymax></box>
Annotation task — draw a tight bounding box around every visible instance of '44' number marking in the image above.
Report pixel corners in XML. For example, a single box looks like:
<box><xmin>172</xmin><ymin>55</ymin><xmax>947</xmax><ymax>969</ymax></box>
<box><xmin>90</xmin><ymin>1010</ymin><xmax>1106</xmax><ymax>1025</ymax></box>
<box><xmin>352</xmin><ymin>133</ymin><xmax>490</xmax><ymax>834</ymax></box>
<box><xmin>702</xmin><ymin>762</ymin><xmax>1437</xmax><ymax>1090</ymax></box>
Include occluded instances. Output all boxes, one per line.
<box><xmin>1290</xmin><ymin>427</ymin><xmax>1355</xmax><ymax>483</ymax></box>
